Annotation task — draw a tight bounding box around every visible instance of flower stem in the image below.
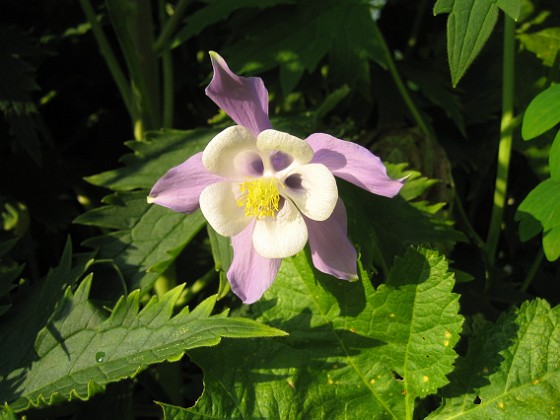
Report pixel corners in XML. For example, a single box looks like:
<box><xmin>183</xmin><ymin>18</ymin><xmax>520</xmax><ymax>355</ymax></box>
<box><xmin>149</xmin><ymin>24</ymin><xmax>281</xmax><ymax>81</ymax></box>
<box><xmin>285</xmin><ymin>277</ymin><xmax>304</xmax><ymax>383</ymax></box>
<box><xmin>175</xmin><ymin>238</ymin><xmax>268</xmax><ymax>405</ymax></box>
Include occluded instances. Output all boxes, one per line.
<box><xmin>372</xmin><ymin>22</ymin><xmax>432</xmax><ymax>140</ymax></box>
<box><xmin>486</xmin><ymin>15</ymin><xmax>516</xmax><ymax>271</ymax></box>
<box><xmin>520</xmin><ymin>247</ymin><xmax>544</xmax><ymax>293</ymax></box>
<box><xmin>159</xmin><ymin>0</ymin><xmax>175</xmax><ymax>128</ymax></box>
<box><xmin>79</xmin><ymin>0</ymin><xmax>133</xmax><ymax>117</ymax></box>
<box><xmin>105</xmin><ymin>0</ymin><xmax>161</xmax><ymax>139</ymax></box>
<box><xmin>153</xmin><ymin>0</ymin><xmax>190</xmax><ymax>54</ymax></box>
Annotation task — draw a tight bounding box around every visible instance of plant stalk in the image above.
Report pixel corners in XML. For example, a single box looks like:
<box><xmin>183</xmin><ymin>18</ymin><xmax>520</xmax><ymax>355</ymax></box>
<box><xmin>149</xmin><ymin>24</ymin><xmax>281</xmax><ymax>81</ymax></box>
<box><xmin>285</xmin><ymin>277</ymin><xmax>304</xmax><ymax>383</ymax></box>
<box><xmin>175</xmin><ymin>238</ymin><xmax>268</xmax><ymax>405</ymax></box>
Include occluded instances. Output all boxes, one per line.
<box><xmin>159</xmin><ymin>0</ymin><xmax>175</xmax><ymax>128</ymax></box>
<box><xmin>154</xmin><ymin>0</ymin><xmax>190</xmax><ymax>54</ymax></box>
<box><xmin>486</xmin><ymin>15</ymin><xmax>516</xmax><ymax>270</ymax></box>
<box><xmin>79</xmin><ymin>0</ymin><xmax>133</xmax><ymax>117</ymax></box>
<box><xmin>520</xmin><ymin>248</ymin><xmax>544</xmax><ymax>293</ymax></box>
<box><xmin>372</xmin><ymin>22</ymin><xmax>432</xmax><ymax>140</ymax></box>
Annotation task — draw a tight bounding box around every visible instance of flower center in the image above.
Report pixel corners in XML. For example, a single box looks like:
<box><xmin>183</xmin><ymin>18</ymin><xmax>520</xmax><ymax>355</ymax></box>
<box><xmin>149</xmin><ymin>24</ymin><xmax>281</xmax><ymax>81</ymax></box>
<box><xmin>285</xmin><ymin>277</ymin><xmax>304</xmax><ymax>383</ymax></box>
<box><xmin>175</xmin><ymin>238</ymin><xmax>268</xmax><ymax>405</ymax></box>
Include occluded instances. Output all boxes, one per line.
<box><xmin>236</xmin><ymin>177</ymin><xmax>280</xmax><ymax>218</ymax></box>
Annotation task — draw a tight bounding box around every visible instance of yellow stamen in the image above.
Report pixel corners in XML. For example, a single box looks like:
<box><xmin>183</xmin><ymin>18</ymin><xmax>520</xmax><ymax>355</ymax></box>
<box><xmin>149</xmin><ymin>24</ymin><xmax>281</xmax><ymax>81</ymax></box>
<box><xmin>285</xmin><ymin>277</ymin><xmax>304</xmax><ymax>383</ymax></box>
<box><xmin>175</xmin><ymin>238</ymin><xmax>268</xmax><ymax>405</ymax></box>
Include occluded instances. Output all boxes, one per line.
<box><xmin>236</xmin><ymin>178</ymin><xmax>280</xmax><ymax>218</ymax></box>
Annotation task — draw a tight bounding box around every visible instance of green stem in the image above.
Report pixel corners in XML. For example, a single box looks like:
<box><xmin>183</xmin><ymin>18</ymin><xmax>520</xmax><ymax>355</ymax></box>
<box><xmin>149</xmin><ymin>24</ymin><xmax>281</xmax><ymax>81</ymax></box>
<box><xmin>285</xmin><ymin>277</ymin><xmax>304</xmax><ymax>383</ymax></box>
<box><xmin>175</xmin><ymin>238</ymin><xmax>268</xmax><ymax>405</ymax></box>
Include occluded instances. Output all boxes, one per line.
<box><xmin>105</xmin><ymin>0</ymin><xmax>161</xmax><ymax>139</ymax></box>
<box><xmin>372</xmin><ymin>22</ymin><xmax>432</xmax><ymax>140</ymax></box>
<box><xmin>153</xmin><ymin>0</ymin><xmax>190</xmax><ymax>54</ymax></box>
<box><xmin>159</xmin><ymin>0</ymin><xmax>174</xmax><ymax>128</ymax></box>
<box><xmin>79</xmin><ymin>0</ymin><xmax>133</xmax><ymax>116</ymax></box>
<box><xmin>520</xmin><ymin>247</ymin><xmax>544</xmax><ymax>293</ymax></box>
<box><xmin>486</xmin><ymin>15</ymin><xmax>516</xmax><ymax>270</ymax></box>
<box><xmin>454</xmin><ymin>194</ymin><xmax>485</xmax><ymax>251</ymax></box>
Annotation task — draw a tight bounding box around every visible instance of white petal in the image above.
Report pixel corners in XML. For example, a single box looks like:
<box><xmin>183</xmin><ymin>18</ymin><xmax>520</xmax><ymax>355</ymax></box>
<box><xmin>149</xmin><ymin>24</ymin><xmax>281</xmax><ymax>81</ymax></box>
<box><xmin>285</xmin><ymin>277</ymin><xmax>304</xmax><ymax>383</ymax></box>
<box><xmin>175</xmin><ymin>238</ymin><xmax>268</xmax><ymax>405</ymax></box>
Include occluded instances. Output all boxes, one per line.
<box><xmin>252</xmin><ymin>200</ymin><xmax>308</xmax><ymax>258</ymax></box>
<box><xmin>257</xmin><ymin>129</ymin><xmax>313</xmax><ymax>167</ymax></box>
<box><xmin>282</xmin><ymin>163</ymin><xmax>338</xmax><ymax>221</ymax></box>
<box><xmin>202</xmin><ymin>125</ymin><xmax>262</xmax><ymax>178</ymax></box>
<box><xmin>199</xmin><ymin>181</ymin><xmax>250</xmax><ymax>237</ymax></box>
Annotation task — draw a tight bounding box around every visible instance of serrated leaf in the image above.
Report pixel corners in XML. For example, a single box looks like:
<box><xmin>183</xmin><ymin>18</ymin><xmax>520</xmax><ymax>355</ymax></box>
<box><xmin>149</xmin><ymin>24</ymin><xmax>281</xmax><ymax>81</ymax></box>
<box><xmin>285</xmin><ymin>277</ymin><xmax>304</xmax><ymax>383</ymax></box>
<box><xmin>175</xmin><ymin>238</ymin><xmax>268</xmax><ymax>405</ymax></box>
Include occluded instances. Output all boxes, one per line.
<box><xmin>85</xmin><ymin>128</ymin><xmax>217</xmax><ymax>191</ymax></box>
<box><xmin>0</xmin><ymin>239</ymin><xmax>93</xmax><ymax>394</ymax></box>
<box><xmin>78</xmin><ymin>129</ymin><xmax>219</xmax><ymax>294</ymax></box>
<box><xmin>170</xmin><ymin>0</ymin><xmax>289</xmax><ymax>48</ymax></box>
<box><xmin>217</xmin><ymin>0</ymin><xmax>386</xmax><ymax>96</ymax></box>
<box><xmin>75</xmin><ymin>191</ymin><xmax>206</xmax><ymax>293</ymax></box>
<box><xmin>342</xmin><ymin>183</ymin><xmax>465</xmax><ymax>273</ymax></box>
<box><xmin>429</xmin><ymin>299</ymin><xmax>560</xmax><ymax>419</ymax></box>
<box><xmin>434</xmin><ymin>0</ymin><xmax>504</xmax><ymax>87</ymax></box>
<box><xmin>169</xmin><ymin>247</ymin><xmax>462</xmax><ymax>419</ymax></box>
<box><xmin>521</xmin><ymin>84</ymin><xmax>560</xmax><ymax>140</ymax></box>
<box><xmin>0</xmin><ymin>403</ymin><xmax>16</xmax><ymax>420</ymax></box>
<box><xmin>2</xmin><ymin>276</ymin><xmax>286</xmax><ymax>412</ymax></box>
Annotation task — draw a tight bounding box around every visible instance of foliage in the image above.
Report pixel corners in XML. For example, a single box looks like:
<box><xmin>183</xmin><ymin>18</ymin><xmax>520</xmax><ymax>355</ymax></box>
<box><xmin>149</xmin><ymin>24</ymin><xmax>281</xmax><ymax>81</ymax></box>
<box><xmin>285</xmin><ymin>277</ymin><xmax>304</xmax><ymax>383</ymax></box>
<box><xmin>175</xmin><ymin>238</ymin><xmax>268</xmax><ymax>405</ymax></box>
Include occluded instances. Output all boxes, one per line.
<box><xmin>516</xmin><ymin>84</ymin><xmax>560</xmax><ymax>261</ymax></box>
<box><xmin>166</xmin><ymin>247</ymin><xmax>463</xmax><ymax>419</ymax></box>
<box><xmin>1</xmin><ymin>0</ymin><xmax>559</xmax><ymax>418</ymax></box>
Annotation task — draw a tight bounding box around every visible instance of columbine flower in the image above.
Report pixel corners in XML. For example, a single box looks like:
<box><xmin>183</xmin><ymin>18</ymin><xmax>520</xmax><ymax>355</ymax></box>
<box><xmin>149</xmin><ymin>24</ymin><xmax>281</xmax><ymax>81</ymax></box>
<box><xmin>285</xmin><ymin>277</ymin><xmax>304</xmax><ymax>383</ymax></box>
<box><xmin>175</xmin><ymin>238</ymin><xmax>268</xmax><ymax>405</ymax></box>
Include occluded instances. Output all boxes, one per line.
<box><xmin>148</xmin><ymin>52</ymin><xmax>403</xmax><ymax>304</ymax></box>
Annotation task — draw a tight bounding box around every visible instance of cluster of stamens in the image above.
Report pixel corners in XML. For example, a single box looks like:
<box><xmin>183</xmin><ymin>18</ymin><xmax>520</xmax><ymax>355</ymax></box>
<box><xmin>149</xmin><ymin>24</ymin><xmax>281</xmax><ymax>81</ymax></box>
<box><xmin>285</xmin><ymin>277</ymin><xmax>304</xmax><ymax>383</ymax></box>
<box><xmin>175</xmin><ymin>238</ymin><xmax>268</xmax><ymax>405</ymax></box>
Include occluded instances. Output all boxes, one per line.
<box><xmin>236</xmin><ymin>178</ymin><xmax>280</xmax><ymax>218</ymax></box>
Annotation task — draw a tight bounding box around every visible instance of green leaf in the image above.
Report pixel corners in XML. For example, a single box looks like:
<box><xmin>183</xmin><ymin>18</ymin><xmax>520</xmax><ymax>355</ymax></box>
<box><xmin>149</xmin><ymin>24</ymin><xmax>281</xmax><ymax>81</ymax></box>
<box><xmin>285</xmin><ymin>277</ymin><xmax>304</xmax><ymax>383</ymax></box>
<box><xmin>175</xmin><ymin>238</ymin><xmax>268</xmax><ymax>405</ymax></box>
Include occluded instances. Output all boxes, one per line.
<box><xmin>75</xmin><ymin>191</ymin><xmax>206</xmax><ymax>293</ymax></box>
<box><xmin>521</xmin><ymin>84</ymin><xmax>560</xmax><ymax>140</ymax></box>
<box><xmin>496</xmin><ymin>0</ymin><xmax>521</xmax><ymax>21</ymax></box>
<box><xmin>518</xmin><ymin>27</ymin><xmax>560</xmax><ymax>67</ymax></box>
<box><xmin>401</xmin><ymin>63</ymin><xmax>466</xmax><ymax>136</ymax></box>
<box><xmin>551</xmin><ymin>130</ymin><xmax>560</xmax><ymax>179</ymax></box>
<box><xmin>85</xmin><ymin>128</ymin><xmax>217</xmax><ymax>191</ymax></box>
<box><xmin>1</xmin><ymin>275</ymin><xmax>286</xmax><ymax>412</ymax></box>
<box><xmin>217</xmin><ymin>0</ymin><xmax>386</xmax><ymax>96</ymax></box>
<box><xmin>516</xmin><ymin>177</ymin><xmax>560</xmax><ymax>261</ymax></box>
<box><xmin>342</xmin><ymin>182</ymin><xmax>465</xmax><ymax>274</ymax></box>
<box><xmin>166</xmin><ymin>247</ymin><xmax>462</xmax><ymax>418</ymax></box>
<box><xmin>433</xmin><ymin>0</ymin><xmax>454</xmax><ymax>14</ymax></box>
<box><xmin>429</xmin><ymin>299</ymin><xmax>560</xmax><ymax>419</ymax></box>
<box><xmin>314</xmin><ymin>85</ymin><xmax>351</xmax><ymax>122</ymax></box>
<box><xmin>78</xmin><ymin>129</ymin><xmax>218</xmax><ymax>294</ymax></box>
<box><xmin>434</xmin><ymin>0</ymin><xmax>515</xmax><ymax>87</ymax></box>
<box><xmin>0</xmin><ymin>403</ymin><xmax>16</xmax><ymax>420</ymax></box>
<box><xmin>0</xmin><ymin>239</ymin><xmax>93</xmax><ymax>396</ymax></box>
<box><xmin>170</xmin><ymin>0</ymin><xmax>290</xmax><ymax>48</ymax></box>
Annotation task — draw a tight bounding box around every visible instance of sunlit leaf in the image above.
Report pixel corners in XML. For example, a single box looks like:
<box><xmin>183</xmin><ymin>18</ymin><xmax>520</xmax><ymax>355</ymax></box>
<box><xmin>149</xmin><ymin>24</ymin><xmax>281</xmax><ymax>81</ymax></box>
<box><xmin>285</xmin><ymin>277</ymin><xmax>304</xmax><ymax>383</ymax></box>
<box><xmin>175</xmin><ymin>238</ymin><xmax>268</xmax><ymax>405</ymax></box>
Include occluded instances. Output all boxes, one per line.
<box><xmin>518</xmin><ymin>27</ymin><xmax>560</xmax><ymax>67</ymax></box>
<box><xmin>429</xmin><ymin>299</ymin><xmax>560</xmax><ymax>419</ymax></box>
<box><xmin>516</xmin><ymin>177</ymin><xmax>560</xmax><ymax>261</ymax></box>
<box><xmin>162</xmin><ymin>247</ymin><xmax>463</xmax><ymax>418</ymax></box>
<box><xmin>1</xmin><ymin>276</ymin><xmax>286</xmax><ymax>412</ymax></box>
<box><xmin>521</xmin><ymin>84</ymin><xmax>560</xmax><ymax>140</ymax></box>
<box><xmin>0</xmin><ymin>239</ymin><xmax>93</xmax><ymax>400</ymax></box>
